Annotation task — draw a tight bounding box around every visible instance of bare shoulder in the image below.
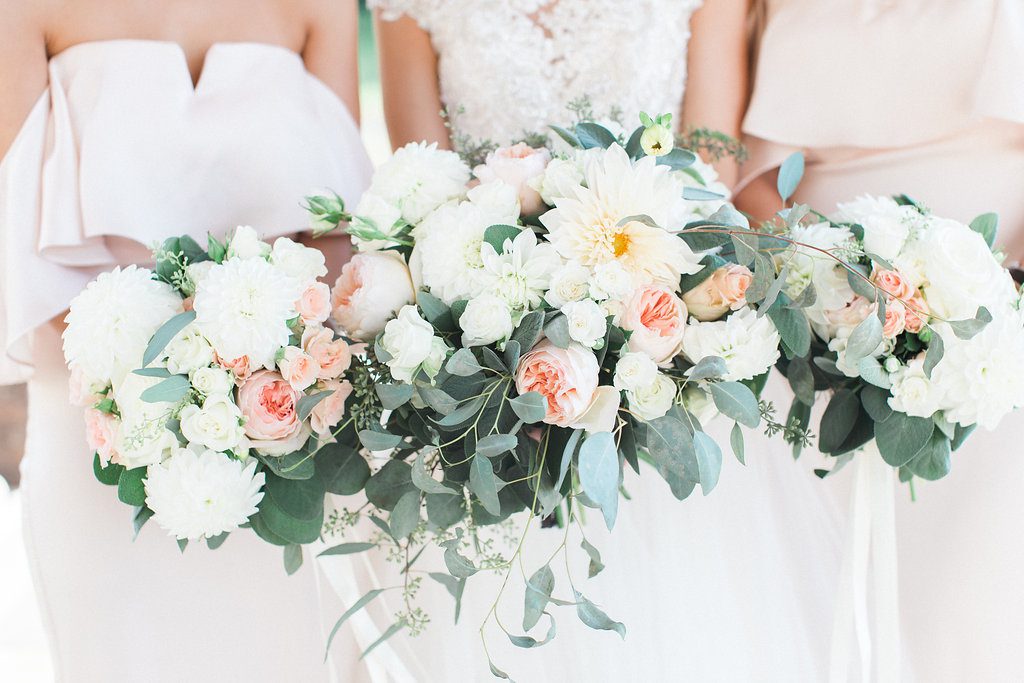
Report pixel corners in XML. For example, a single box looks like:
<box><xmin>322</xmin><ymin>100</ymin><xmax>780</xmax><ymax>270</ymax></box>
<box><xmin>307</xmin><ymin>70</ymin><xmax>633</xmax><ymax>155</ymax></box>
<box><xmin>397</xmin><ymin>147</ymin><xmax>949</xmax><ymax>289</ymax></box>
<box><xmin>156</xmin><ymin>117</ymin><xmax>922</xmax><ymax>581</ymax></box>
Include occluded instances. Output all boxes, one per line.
<box><xmin>295</xmin><ymin>0</ymin><xmax>356</xmax><ymax>37</ymax></box>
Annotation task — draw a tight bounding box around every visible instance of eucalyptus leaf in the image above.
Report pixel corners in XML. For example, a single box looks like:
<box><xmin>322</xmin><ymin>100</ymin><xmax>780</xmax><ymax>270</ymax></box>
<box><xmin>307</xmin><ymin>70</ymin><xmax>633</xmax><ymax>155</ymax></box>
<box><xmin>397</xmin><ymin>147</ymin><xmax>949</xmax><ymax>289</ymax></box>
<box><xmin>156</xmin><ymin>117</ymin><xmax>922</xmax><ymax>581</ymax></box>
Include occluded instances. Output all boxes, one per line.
<box><xmin>544</xmin><ymin>315</ymin><xmax>572</xmax><ymax>348</ymax></box>
<box><xmin>523</xmin><ymin>565</ymin><xmax>555</xmax><ymax>631</ymax></box>
<box><xmin>504</xmin><ymin>339</ymin><xmax>522</xmax><ymax>373</ymax></box>
<box><xmin>511</xmin><ymin>310</ymin><xmax>545</xmax><ymax>351</ymax></box>
<box><xmin>787</xmin><ymin>356</ymin><xmax>816</xmax><ymax>406</ymax></box>
<box><xmin>204</xmin><ymin>530</ymin><xmax>227</xmax><ymax>549</ymax></box>
<box><xmin>687</xmin><ymin>355</ymin><xmax>727</xmax><ymax>382</ymax></box>
<box><xmin>318</xmin><ymin>542</ymin><xmax>376</xmax><ymax>558</ymax></box>
<box><xmin>845</xmin><ymin>314</ymin><xmax>883</xmax><ymax>363</ymax></box>
<box><xmin>142</xmin><ymin>310</ymin><xmax>196</xmax><ymax>366</ymax></box>
<box><xmin>316</xmin><ymin>443</ymin><xmax>370</xmax><ymax>494</ymax></box>
<box><xmin>575</xmin><ymin>122</ymin><xmax>617</xmax><ymax>149</ymax></box>
<box><xmin>417</xmin><ymin>291</ymin><xmax>449</xmax><ymax>325</ymax></box>
<box><xmin>581</xmin><ymin>538</ymin><xmax>605</xmax><ymax>578</ymax></box>
<box><xmin>731</xmin><ymin>232</ymin><xmax>759</xmax><ymax>266</ymax></box>
<box><xmin>860</xmin><ymin>385</ymin><xmax>894</xmax><ymax>423</ymax></box>
<box><xmin>358</xmin><ymin>429</ymin><xmax>403</xmax><ymax>451</ymax></box>
<box><xmin>510</xmin><ymin>392</ymin><xmax>547</xmax><ymax>423</ymax></box>
<box><xmin>906</xmin><ymin>433</ymin><xmax>952</xmax><ymax>480</ymax></box>
<box><xmin>776</xmin><ymin>152</ymin><xmax>805</xmax><ymax>202</ymax></box>
<box><xmin>132</xmin><ymin>367</ymin><xmax>171</xmax><ymax>378</ymax></box>
<box><xmin>389</xmin><ymin>490</ymin><xmax>422</xmax><ymax>539</ymax></box>
<box><xmin>578</xmin><ymin>432</ymin><xmax>620</xmax><ymax>530</ymax></box>
<box><xmin>418</xmin><ymin>385</ymin><xmax>458</xmax><ymax>415</ymax></box>
<box><xmin>693</xmin><ymin>431</ymin><xmax>723</xmax><ymax>494</ymax></box>
<box><xmin>442</xmin><ymin>542</ymin><xmax>479</xmax><ymax>579</ymax></box>
<box><xmin>846</xmin><ymin>265</ymin><xmax>877</xmax><ymax>300</ymax></box>
<box><xmin>139</xmin><ymin>375</ymin><xmax>190</xmax><ymax>404</ymax></box>
<box><xmin>969</xmin><ymin>212</ymin><xmax>998</xmax><ymax>248</ymax></box>
<box><xmin>708</xmin><ymin>204</ymin><xmax>750</xmax><ymax>229</ymax></box>
<box><xmin>857</xmin><ymin>356</ymin><xmax>892</xmax><ymax>389</ymax></box>
<box><xmin>483</xmin><ymin>224</ymin><xmax>523</xmax><ymax>254</ymax></box>
<box><xmin>556</xmin><ymin>428</ymin><xmax>581</xmax><ymax>491</ymax></box>
<box><xmin>476</xmin><ymin>433</ymin><xmax>519</xmax><ymax>458</ymax></box>
<box><xmin>364</xmin><ymin>460</ymin><xmax>416</xmax><ymax>510</ymax></box>
<box><xmin>435</xmin><ymin>394</ymin><xmax>486</xmax><ymax>427</ymax></box>
<box><xmin>359</xmin><ymin>621</ymin><xmax>406</xmax><ymax>661</ymax></box>
<box><xmin>947</xmin><ymin>306</ymin><xmax>992</xmax><ymax>340</ymax></box>
<box><xmin>745</xmin><ymin>253</ymin><xmax>775</xmax><ymax>303</ymax></box>
<box><xmin>429</xmin><ymin>572</ymin><xmax>466</xmax><ymax>623</ymax></box>
<box><xmin>656</xmin><ymin>147</ymin><xmax>697</xmax><ymax>171</ymax></box>
<box><xmin>768</xmin><ymin>294</ymin><xmax>812</xmax><ymax>358</ymax></box>
<box><xmin>412</xmin><ymin>453</ymin><xmax>457</xmax><ymax>495</ymax></box>
<box><xmin>574</xmin><ymin>591</ymin><xmax>626</xmax><ymax>639</ymax></box>
<box><xmin>730</xmin><ymin>422</ymin><xmax>745</xmax><ymax>464</ymax></box>
<box><xmin>469</xmin><ymin>456</ymin><xmax>501</xmax><ymax>516</ymax></box>
<box><xmin>283</xmin><ymin>544</ymin><xmax>303</xmax><ymax>575</ymax></box>
<box><xmin>509</xmin><ymin>614</ymin><xmax>557</xmax><ymax>649</ymax></box>
<box><xmin>376</xmin><ymin>383</ymin><xmax>414</xmax><ymax>409</ymax></box>
<box><xmin>426</xmin><ymin>492</ymin><xmax>467</xmax><ymax>528</ymax></box>
<box><xmin>709</xmin><ymin>382</ymin><xmax>760</xmax><ymax>428</ymax></box>
<box><xmin>874</xmin><ymin>412</ymin><xmax>935</xmax><ymax>467</ymax></box>
<box><xmin>549</xmin><ymin>125</ymin><xmax>581</xmax><ymax>148</ymax></box>
<box><xmin>818</xmin><ymin>389</ymin><xmax>860</xmax><ymax>454</ymax></box>
<box><xmin>924</xmin><ymin>331</ymin><xmax>944</xmax><ymax>378</ymax></box>
<box><xmin>297</xmin><ymin>390</ymin><xmax>333</xmax><ymax>422</ymax></box>
<box><xmin>446</xmin><ymin>348</ymin><xmax>485</xmax><ymax>377</ymax></box>
<box><xmin>683</xmin><ymin>186</ymin><xmax>725</xmax><ymax>201</ymax></box>
<box><xmin>117</xmin><ymin>467</ymin><xmax>147</xmax><ymax>506</ymax></box>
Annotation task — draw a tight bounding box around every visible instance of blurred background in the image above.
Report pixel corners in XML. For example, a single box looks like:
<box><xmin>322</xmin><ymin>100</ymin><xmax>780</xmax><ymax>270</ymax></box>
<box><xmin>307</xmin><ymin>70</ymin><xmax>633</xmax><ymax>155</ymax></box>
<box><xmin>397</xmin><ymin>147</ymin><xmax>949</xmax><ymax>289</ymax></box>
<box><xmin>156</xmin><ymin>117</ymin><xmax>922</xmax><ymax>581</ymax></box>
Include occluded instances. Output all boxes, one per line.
<box><xmin>0</xmin><ymin>4</ymin><xmax>389</xmax><ymax>679</ymax></box>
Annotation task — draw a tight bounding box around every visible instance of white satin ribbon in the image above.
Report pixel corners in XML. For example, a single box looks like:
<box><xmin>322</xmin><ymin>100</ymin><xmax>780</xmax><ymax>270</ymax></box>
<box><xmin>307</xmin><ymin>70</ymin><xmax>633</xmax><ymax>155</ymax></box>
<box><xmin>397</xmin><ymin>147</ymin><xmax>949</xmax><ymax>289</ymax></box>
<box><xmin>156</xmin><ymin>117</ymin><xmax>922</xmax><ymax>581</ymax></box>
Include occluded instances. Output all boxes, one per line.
<box><xmin>829</xmin><ymin>444</ymin><xmax>901</xmax><ymax>682</ymax></box>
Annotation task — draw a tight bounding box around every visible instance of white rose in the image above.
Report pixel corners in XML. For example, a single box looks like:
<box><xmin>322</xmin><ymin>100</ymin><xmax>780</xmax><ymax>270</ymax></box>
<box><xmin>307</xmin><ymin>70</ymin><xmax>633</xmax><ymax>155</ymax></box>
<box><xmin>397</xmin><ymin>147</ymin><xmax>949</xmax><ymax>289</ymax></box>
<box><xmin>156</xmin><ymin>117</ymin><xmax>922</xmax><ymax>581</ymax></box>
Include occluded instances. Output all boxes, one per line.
<box><xmin>681</xmin><ymin>308</ymin><xmax>781</xmax><ymax>382</ymax></box>
<box><xmin>421</xmin><ymin>337</ymin><xmax>449</xmax><ymax>380</ymax></box>
<box><xmin>529</xmin><ymin>156</ymin><xmax>585</xmax><ymax>205</ymax></box>
<box><xmin>331</xmin><ymin>251</ymin><xmax>416</xmax><ymax>341</ymax></box>
<box><xmin>888</xmin><ymin>356</ymin><xmax>943</xmax><ymax>419</ymax></box>
<box><xmin>681</xmin><ymin>385</ymin><xmax>719</xmax><ymax>424</ymax></box>
<box><xmin>351</xmin><ymin>193</ymin><xmax>404</xmax><ymax>251</ymax></box>
<box><xmin>382</xmin><ymin>306</ymin><xmax>437</xmax><ymax>382</ymax></box>
<box><xmin>466</xmin><ymin>181</ymin><xmax>522</xmax><ymax>223</ymax></box>
<box><xmin>185</xmin><ymin>261</ymin><xmax>216</xmax><ymax>294</ymax></box>
<box><xmin>561</xmin><ymin>299</ymin><xmax>608</xmax><ymax>349</ymax></box>
<box><xmin>590</xmin><ymin>261</ymin><xmax>635</xmax><ymax>302</ymax></box>
<box><xmin>165</xmin><ymin>324</ymin><xmax>215</xmax><ymax>375</ymax></box>
<box><xmin>545</xmin><ymin>261</ymin><xmax>591</xmax><ymax>308</ymax></box>
<box><xmin>179</xmin><ymin>394</ymin><xmax>246</xmax><ymax>453</ymax></box>
<box><xmin>460</xmin><ymin>294</ymin><xmax>514</xmax><ymax>347</ymax></box>
<box><xmin>190</xmin><ymin>367</ymin><xmax>235</xmax><ymax>396</ymax></box>
<box><xmin>613</xmin><ymin>352</ymin><xmax>659</xmax><ymax>392</ymax></box>
<box><xmin>834</xmin><ymin>195</ymin><xmax>921</xmax><ymax>262</ymax></box>
<box><xmin>112</xmin><ymin>373</ymin><xmax>179</xmax><ymax>469</ymax></box>
<box><xmin>916</xmin><ymin>217</ymin><xmax>1017</xmax><ymax>321</ymax></box>
<box><xmin>270</xmin><ymin>237</ymin><xmax>328</xmax><ymax>286</ymax></box>
<box><xmin>627</xmin><ymin>372</ymin><xmax>677</xmax><ymax>421</ymax></box>
<box><xmin>226</xmin><ymin>225</ymin><xmax>271</xmax><ymax>260</ymax></box>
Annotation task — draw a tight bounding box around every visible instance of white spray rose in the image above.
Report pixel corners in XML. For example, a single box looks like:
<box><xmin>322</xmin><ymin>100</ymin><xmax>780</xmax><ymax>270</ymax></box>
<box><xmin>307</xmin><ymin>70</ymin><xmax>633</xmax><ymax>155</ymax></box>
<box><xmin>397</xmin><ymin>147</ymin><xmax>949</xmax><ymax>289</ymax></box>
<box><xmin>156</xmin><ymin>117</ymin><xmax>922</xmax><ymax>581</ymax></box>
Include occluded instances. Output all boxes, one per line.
<box><xmin>628</xmin><ymin>373</ymin><xmax>677</xmax><ymax>421</ymax></box>
<box><xmin>561</xmin><ymin>299</ymin><xmax>608</xmax><ymax>349</ymax></box>
<box><xmin>226</xmin><ymin>225</ymin><xmax>271</xmax><ymax>260</ymax></box>
<box><xmin>164</xmin><ymin>324</ymin><xmax>215</xmax><ymax>375</ymax></box>
<box><xmin>681</xmin><ymin>385</ymin><xmax>719</xmax><ymax>424</ymax></box>
<box><xmin>545</xmin><ymin>261</ymin><xmax>591</xmax><ymax>308</ymax></box>
<box><xmin>460</xmin><ymin>294</ymin><xmax>515</xmax><ymax>347</ymax></box>
<box><xmin>270</xmin><ymin>237</ymin><xmax>328</xmax><ymax>286</ymax></box>
<box><xmin>382</xmin><ymin>306</ymin><xmax>442</xmax><ymax>382</ymax></box>
<box><xmin>190</xmin><ymin>367</ymin><xmax>235</xmax><ymax>397</ymax></box>
<box><xmin>179</xmin><ymin>394</ymin><xmax>246</xmax><ymax>453</ymax></box>
<box><xmin>888</xmin><ymin>356</ymin><xmax>943</xmax><ymax>419</ymax></box>
<box><xmin>613</xmin><ymin>352</ymin><xmax>659</xmax><ymax>392</ymax></box>
<box><xmin>590</xmin><ymin>260</ymin><xmax>635</xmax><ymax>301</ymax></box>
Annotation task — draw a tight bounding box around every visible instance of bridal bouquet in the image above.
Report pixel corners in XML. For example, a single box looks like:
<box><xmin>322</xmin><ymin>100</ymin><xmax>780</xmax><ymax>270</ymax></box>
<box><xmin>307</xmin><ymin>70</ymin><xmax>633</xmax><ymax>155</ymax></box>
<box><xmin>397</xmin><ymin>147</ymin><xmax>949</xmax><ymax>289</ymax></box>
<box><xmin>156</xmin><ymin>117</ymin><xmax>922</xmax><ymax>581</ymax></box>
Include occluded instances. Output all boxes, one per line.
<box><xmin>775</xmin><ymin>195</ymin><xmax>1024</xmax><ymax>478</ymax></box>
<box><xmin>63</xmin><ymin>228</ymin><xmax>363</xmax><ymax>566</ymax></box>
<box><xmin>307</xmin><ymin>113</ymin><xmax>825</xmax><ymax>662</ymax></box>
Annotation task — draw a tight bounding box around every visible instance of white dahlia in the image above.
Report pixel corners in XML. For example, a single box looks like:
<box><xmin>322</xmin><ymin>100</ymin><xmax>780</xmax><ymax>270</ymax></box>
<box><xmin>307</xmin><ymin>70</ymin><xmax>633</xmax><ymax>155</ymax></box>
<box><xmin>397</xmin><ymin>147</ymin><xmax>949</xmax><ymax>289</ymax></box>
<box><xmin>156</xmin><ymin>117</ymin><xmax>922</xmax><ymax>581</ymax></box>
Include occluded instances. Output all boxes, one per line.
<box><xmin>681</xmin><ymin>308</ymin><xmax>781</xmax><ymax>382</ymax></box>
<box><xmin>63</xmin><ymin>266</ymin><xmax>183</xmax><ymax>386</ymax></box>
<box><xmin>479</xmin><ymin>228</ymin><xmax>562</xmax><ymax>312</ymax></box>
<box><xmin>930</xmin><ymin>314</ymin><xmax>1024</xmax><ymax>429</ymax></box>
<box><xmin>540</xmin><ymin>144</ymin><xmax>702</xmax><ymax>290</ymax></box>
<box><xmin>368</xmin><ymin>141</ymin><xmax>471</xmax><ymax>223</ymax></box>
<box><xmin>144</xmin><ymin>448</ymin><xmax>265</xmax><ymax>541</ymax></box>
<box><xmin>193</xmin><ymin>258</ymin><xmax>302</xmax><ymax>369</ymax></box>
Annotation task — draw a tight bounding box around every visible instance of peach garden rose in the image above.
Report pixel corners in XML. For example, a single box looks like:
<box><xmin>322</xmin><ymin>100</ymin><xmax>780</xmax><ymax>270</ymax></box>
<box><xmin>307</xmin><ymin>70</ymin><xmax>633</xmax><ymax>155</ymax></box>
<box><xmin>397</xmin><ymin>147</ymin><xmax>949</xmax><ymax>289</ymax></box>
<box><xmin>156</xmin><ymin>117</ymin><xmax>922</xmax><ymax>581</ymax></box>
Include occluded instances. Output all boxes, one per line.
<box><xmin>515</xmin><ymin>340</ymin><xmax>619</xmax><ymax>432</ymax></box>
<box><xmin>620</xmin><ymin>285</ymin><xmax>689</xmax><ymax>366</ymax></box>
<box><xmin>237</xmin><ymin>370</ymin><xmax>301</xmax><ymax>443</ymax></box>
<box><xmin>473</xmin><ymin>143</ymin><xmax>551</xmax><ymax>215</ymax></box>
<box><xmin>682</xmin><ymin>264</ymin><xmax>753</xmax><ymax>322</ymax></box>
<box><xmin>332</xmin><ymin>251</ymin><xmax>416</xmax><ymax>341</ymax></box>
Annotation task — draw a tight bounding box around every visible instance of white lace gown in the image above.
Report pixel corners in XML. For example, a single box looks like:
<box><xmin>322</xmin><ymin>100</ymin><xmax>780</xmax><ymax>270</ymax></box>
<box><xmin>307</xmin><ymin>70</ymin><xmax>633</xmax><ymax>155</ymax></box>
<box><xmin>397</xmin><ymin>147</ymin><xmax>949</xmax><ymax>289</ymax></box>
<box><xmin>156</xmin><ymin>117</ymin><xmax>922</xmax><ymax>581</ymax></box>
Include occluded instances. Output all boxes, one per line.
<box><xmin>1</xmin><ymin>41</ymin><xmax>374</xmax><ymax>682</ymax></box>
<box><xmin>325</xmin><ymin>3</ymin><xmax>844</xmax><ymax>680</ymax></box>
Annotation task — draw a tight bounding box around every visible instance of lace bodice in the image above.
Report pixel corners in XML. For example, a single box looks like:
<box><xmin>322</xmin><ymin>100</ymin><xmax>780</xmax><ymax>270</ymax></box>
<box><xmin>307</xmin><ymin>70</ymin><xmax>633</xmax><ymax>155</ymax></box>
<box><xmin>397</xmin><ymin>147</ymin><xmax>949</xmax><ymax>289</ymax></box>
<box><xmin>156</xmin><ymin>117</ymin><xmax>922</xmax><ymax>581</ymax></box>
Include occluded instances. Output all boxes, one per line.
<box><xmin>371</xmin><ymin>0</ymin><xmax>704</xmax><ymax>144</ymax></box>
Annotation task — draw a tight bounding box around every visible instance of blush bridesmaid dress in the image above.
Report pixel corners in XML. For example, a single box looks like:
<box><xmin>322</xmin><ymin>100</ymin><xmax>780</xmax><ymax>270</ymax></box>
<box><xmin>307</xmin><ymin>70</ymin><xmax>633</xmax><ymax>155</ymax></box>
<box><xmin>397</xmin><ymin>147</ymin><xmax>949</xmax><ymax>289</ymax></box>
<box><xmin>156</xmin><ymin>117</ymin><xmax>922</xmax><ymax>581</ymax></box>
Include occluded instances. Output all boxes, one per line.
<box><xmin>738</xmin><ymin>2</ymin><xmax>1024</xmax><ymax>680</ymax></box>
<box><xmin>0</xmin><ymin>40</ymin><xmax>373</xmax><ymax>682</ymax></box>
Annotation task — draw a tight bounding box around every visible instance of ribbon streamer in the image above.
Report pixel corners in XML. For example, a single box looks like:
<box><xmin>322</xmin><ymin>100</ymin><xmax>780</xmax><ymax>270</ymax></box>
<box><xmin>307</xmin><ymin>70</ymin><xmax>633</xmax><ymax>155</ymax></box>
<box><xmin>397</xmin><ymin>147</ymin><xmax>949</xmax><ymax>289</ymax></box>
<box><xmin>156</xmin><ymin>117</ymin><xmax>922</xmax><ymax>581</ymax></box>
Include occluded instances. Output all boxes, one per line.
<box><xmin>829</xmin><ymin>443</ymin><xmax>901</xmax><ymax>681</ymax></box>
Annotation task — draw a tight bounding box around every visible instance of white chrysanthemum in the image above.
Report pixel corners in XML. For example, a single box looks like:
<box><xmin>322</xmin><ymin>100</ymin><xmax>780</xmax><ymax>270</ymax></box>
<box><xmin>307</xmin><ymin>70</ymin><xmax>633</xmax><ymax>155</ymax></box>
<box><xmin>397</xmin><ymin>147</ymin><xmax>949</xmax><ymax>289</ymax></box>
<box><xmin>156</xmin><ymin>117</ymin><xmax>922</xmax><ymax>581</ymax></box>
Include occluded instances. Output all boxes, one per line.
<box><xmin>681</xmin><ymin>308</ymin><xmax>781</xmax><ymax>381</ymax></box>
<box><xmin>193</xmin><ymin>258</ymin><xmax>302</xmax><ymax>369</ymax></box>
<box><xmin>930</xmin><ymin>315</ymin><xmax>1024</xmax><ymax>429</ymax></box>
<box><xmin>671</xmin><ymin>157</ymin><xmax>730</xmax><ymax>225</ymax></box>
<box><xmin>913</xmin><ymin>217</ymin><xmax>1017</xmax><ymax>321</ymax></box>
<box><xmin>413</xmin><ymin>200</ymin><xmax>512</xmax><ymax>304</ymax></box>
<box><xmin>368</xmin><ymin>141</ymin><xmax>471</xmax><ymax>223</ymax></box>
<box><xmin>834</xmin><ymin>195</ymin><xmax>923</xmax><ymax>262</ymax></box>
<box><xmin>540</xmin><ymin>144</ymin><xmax>703</xmax><ymax>289</ymax></box>
<box><xmin>479</xmin><ymin>228</ymin><xmax>562</xmax><ymax>312</ymax></box>
<box><xmin>144</xmin><ymin>448</ymin><xmax>265</xmax><ymax>541</ymax></box>
<box><xmin>784</xmin><ymin>221</ymin><xmax>858</xmax><ymax>333</ymax></box>
<box><xmin>63</xmin><ymin>266</ymin><xmax>183</xmax><ymax>386</ymax></box>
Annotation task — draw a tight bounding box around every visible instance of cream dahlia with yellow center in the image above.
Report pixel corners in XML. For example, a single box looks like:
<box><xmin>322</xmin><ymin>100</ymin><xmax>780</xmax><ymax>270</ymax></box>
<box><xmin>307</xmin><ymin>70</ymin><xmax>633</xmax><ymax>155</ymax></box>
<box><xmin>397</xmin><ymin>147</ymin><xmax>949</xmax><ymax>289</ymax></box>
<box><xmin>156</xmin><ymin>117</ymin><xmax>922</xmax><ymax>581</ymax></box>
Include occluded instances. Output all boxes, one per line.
<box><xmin>540</xmin><ymin>144</ymin><xmax>703</xmax><ymax>290</ymax></box>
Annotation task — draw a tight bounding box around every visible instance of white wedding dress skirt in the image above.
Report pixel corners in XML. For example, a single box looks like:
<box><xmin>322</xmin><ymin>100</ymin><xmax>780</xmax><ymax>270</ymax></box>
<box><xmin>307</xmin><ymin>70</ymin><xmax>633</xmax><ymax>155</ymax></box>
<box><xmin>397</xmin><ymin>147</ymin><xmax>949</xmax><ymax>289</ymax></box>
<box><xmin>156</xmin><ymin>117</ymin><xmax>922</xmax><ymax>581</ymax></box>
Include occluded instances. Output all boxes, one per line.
<box><xmin>2</xmin><ymin>41</ymin><xmax>374</xmax><ymax>681</ymax></box>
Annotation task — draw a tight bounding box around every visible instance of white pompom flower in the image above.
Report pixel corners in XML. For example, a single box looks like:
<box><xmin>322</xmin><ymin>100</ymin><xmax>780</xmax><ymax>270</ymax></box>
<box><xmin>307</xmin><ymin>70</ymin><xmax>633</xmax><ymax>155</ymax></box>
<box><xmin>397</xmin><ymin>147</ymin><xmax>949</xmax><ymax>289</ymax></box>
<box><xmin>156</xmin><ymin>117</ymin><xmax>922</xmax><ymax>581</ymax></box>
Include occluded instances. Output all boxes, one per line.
<box><xmin>63</xmin><ymin>266</ymin><xmax>183</xmax><ymax>386</ymax></box>
<box><xmin>144</xmin><ymin>448</ymin><xmax>265</xmax><ymax>541</ymax></box>
<box><xmin>681</xmin><ymin>308</ymin><xmax>781</xmax><ymax>382</ymax></box>
<box><xmin>368</xmin><ymin>141</ymin><xmax>471</xmax><ymax>223</ymax></box>
<box><xmin>193</xmin><ymin>257</ymin><xmax>302</xmax><ymax>370</ymax></box>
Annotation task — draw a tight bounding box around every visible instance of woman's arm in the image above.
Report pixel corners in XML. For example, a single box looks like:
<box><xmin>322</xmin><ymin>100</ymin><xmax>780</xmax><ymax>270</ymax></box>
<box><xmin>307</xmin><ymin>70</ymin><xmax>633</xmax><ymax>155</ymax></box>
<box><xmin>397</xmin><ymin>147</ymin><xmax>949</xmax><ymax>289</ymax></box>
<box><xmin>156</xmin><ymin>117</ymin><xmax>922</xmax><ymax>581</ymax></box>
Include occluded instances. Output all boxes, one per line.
<box><xmin>374</xmin><ymin>12</ymin><xmax>448</xmax><ymax>150</ymax></box>
<box><xmin>0</xmin><ymin>1</ymin><xmax>49</xmax><ymax>159</ymax></box>
<box><xmin>302</xmin><ymin>0</ymin><xmax>361</xmax><ymax>122</ymax></box>
<box><xmin>681</xmin><ymin>0</ymin><xmax>751</xmax><ymax>188</ymax></box>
